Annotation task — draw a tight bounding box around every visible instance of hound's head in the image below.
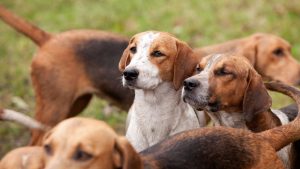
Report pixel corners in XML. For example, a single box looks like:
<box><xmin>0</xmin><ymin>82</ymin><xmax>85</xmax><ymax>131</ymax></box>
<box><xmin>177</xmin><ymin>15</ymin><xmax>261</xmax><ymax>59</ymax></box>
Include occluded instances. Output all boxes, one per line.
<box><xmin>43</xmin><ymin>117</ymin><xmax>141</xmax><ymax>169</ymax></box>
<box><xmin>182</xmin><ymin>54</ymin><xmax>271</xmax><ymax>123</ymax></box>
<box><xmin>119</xmin><ymin>31</ymin><xmax>199</xmax><ymax>90</ymax></box>
<box><xmin>239</xmin><ymin>33</ymin><xmax>300</xmax><ymax>85</ymax></box>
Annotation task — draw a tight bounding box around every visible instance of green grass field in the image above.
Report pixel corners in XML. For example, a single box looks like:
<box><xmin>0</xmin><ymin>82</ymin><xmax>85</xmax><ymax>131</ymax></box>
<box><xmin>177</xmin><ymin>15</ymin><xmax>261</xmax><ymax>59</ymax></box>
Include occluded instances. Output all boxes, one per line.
<box><xmin>0</xmin><ymin>0</ymin><xmax>300</xmax><ymax>157</ymax></box>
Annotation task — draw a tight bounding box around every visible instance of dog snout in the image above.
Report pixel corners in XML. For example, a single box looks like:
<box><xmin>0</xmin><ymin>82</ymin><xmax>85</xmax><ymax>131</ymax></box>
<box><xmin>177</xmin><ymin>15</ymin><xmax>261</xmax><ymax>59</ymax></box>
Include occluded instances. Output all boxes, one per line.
<box><xmin>183</xmin><ymin>78</ymin><xmax>200</xmax><ymax>91</ymax></box>
<box><xmin>123</xmin><ymin>69</ymin><xmax>139</xmax><ymax>81</ymax></box>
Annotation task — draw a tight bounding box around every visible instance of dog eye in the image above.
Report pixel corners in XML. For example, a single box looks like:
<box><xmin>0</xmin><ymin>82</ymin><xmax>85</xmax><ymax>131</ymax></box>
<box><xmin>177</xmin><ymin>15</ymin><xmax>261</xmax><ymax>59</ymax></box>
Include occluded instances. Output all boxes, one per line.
<box><xmin>151</xmin><ymin>50</ymin><xmax>165</xmax><ymax>57</ymax></box>
<box><xmin>44</xmin><ymin>144</ymin><xmax>53</xmax><ymax>155</ymax></box>
<box><xmin>130</xmin><ymin>47</ymin><xmax>137</xmax><ymax>54</ymax></box>
<box><xmin>273</xmin><ymin>48</ymin><xmax>284</xmax><ymax>57</ymax></box>
<box><xmin>215</xmin><ymin>67</ymin><xmax>231</xmax><ymax>76</ymax></box>
<box><xmin>73</xmin><ymin>149</ymin><xmax>93</xmax><ymax>161</ymax></box>
<box><xmin>195</xmin><ymin>66</ymin><xmax>203</xmax><ymax>73</ymax></box>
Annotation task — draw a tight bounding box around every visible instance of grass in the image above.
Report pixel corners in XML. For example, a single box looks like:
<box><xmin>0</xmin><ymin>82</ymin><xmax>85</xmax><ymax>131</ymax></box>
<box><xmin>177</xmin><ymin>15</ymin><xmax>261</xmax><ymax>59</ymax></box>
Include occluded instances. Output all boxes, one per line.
<box><xmin>0</xmin><ymin>0</ymin><xmax>300</xmax><ymax>157</ymax></box>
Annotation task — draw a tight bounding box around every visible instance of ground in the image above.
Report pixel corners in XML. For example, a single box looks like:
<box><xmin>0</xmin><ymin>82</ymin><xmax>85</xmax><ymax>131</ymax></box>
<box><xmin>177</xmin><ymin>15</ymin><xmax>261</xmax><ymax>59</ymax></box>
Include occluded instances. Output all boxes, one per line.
<box><xmin>0</xmin><ymin>0</ymin><xmax>300</xmax><ymax>157</ymax></box>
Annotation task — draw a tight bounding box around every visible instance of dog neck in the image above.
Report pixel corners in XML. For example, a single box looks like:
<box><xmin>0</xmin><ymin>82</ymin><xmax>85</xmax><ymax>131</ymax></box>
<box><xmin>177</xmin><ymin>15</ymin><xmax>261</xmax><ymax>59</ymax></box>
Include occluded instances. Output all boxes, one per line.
<box><xmin>132</xmin><ymin>82</ymin><xmax>196</xmax><ymax>123</ymax></box>
<box><xmin>127</xmin><ymin>82</ymin><xmax>200</xmax><ymax>151</ymax></box>
<box><xmin>207</xmin><ymin>109</ymin><xmax>282</xmax><ymax>132</ymax></box>
<box><xmin>207</xmin><ymin>111</ymin><xmax>247</xmax><ymax>129</ymax></box>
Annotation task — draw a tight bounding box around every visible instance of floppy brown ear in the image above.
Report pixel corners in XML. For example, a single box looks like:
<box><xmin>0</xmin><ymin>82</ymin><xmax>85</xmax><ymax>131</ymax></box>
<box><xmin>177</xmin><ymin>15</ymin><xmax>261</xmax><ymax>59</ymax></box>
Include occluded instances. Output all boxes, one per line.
<box><xmin>113</xmin><ymin>136</ymin><xmax>142</xmax><ymax>169</ymax></box>
<box><xmin>243</xmin><ymin>68</ymin><xmax>271</xmax><ymax>123</ymax></box>
<box><xmin>173</xmin><ymin>40</ymin><xmax>199</xmax><ymax>90</ymax></box>
<box><xmin>118</xmin><ymin>47</ymin><xmax>131</xmax><ymax>72</ymax></box>
<box><xmin>238</xmin><ymin>41</ymin><xmax>257</xmax><ymax>66</ymax></box>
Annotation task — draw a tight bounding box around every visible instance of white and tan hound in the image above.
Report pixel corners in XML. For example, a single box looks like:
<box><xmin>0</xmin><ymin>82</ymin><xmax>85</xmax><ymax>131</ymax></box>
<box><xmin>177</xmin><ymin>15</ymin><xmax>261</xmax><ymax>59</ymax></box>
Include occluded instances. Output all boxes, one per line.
<box><xmin>119</xmin><ymin>31</ymin><xmax>206</xmax><ymax>151</ymax></box>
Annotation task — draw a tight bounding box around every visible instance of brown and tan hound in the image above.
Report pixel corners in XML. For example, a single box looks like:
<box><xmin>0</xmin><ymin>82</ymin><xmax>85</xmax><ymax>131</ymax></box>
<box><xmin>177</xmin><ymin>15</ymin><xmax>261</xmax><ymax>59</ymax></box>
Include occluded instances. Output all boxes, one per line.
<box><xmin>182</xmin><ymin>54</ymin><xmax>298</xmax><ymax>168</ymax></box>
<box><xmin>42</xmin><ymin>83</ymin><xmax>300</xmax><ymax>169</ymax></box>
<box><xmin>0</xmin><ymin>5</ymin><xmax>133</xmax><ymax>145</ymax></box>
<box><xmin>194</xmin><ymin>33</ymin><xmax>300</xmax><ymax>85</ymax></box>
<box><xmin>0</xmin><ymin>146</ymin><xmax>45</xmax><ymax>169</ymax></box>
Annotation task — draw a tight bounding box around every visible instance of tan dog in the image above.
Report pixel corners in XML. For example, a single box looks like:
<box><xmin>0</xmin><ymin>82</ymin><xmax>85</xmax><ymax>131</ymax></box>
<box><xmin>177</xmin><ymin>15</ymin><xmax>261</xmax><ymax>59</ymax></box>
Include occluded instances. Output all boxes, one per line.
<box><xmin>0</xmin><ymin>146</ymin><xmax>45</xmax><ymax>169</ymax></box>
<box><xmin>0</xmin><ymin>5</ymin><xmax>133</xmax><ymax>145</ymax></box>
<box><xmin>119</xmin><ymin>31</ymin><xmax>206</xmax><ymax>151</ymax></box>
<box><xmin>43</xmin><ymin>84</ymin><xmax>300</xmax><ymax>169</ymax></box>
<box><xmin>182</xmin><ymin>54</ymin><xmax>296</xmax><ymax>168</ymax></box>
<box><xmin>194</xmin><ymin>33</ymin><xmax>300</xmax><ymax>85</ymax></box>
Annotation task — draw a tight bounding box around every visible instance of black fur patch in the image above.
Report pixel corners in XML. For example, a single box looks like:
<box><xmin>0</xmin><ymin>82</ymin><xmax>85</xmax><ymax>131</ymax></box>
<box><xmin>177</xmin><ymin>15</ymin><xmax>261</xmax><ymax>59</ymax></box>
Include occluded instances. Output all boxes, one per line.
<box><xmin>280</xmin><ymin>103</ymin><xmax>298</xmax><ymax>121</ymax></box>
<box><xmin>75</xmin><ymin>38</ymin><xmax>134</xmax><ymax>109</ymax></box>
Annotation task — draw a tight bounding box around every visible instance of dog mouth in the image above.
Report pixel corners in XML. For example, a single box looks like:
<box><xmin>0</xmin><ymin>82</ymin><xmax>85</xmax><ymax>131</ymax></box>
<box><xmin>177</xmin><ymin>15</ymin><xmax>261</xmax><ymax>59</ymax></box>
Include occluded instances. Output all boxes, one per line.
<box><xmin>182</xmin><ymin>92</ymin><xmax>208</xmax><ymax>111</ymax></box>
<box><xmin>183</xmin><ymin>90</ymin><xmax>221</xmax><ymax>112</ymax></box>
<box><xmin>123</xmin><ymin>80</ymin><xmax>139</xmax><ymax>89</ymax></box>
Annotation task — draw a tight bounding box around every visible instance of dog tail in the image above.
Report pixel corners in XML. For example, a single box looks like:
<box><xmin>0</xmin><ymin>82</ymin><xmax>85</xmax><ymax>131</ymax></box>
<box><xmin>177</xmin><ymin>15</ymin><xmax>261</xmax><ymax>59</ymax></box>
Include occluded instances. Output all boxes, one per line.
<box><xmin>0</xmin><ymin>5</ymin><xmax>51</xmax><ymax>46</ymax></box>
<box><xmin>0</xmin><ymin>108</ymin><xmax>47</xmax><ymax>131</ymax></box>
<box><xmin>260</xmin><ymin>81</ymin><xmax>300</xmax><ymax>151</ymax></box>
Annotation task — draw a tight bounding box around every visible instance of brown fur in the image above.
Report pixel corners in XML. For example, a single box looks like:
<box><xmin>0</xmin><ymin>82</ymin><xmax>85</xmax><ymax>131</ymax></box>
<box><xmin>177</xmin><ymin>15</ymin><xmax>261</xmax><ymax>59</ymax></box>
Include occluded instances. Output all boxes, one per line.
<box><xmin>42</xmin><ymin>88</ymin><xmax>300</xmax><ymax>169</ymax></box>
<box><xmin>196</xmin><ymin>54</ymin><xmax>280</xmax><ymax>131</ymax></box>
<box><xmin>0</xmin><ymin>146</ymin><xmax>45</xmax><ymax>169</ymax></box>
<box><xmin>195</xmin><ymin>33</ymin><xmax>300</xmax><ymax>85</ymax></box>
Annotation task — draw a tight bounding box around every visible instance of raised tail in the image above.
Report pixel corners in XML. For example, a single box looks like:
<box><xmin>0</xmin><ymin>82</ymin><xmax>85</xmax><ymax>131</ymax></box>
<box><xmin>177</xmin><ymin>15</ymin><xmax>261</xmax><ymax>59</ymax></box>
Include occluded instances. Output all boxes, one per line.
<box><xmin>0</xmin><ymin>4</ymin><xmax>51</xmax><ymax>46</ymax></box>
<box><xmin>0</xmin><ymin>109</ymin><xmax>48</xmax><ymax>130</ymax></box>
<box><xmin>260</xmin><ymin>81</ymin><xmax>300</xmax><ymax>151</ymax></box>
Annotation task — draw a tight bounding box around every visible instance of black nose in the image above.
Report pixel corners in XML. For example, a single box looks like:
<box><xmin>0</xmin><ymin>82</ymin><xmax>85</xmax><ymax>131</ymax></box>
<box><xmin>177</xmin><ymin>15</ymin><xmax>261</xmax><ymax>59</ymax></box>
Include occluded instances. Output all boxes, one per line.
<box><xmin>123</xmin><ymin>69</ymin><xmax>139</xmax><ymax>81</ymax></box>
<box><xmin>183</xmin><ymin>78</ymin><xmax>200</xmax><ymax>91</ymax></box>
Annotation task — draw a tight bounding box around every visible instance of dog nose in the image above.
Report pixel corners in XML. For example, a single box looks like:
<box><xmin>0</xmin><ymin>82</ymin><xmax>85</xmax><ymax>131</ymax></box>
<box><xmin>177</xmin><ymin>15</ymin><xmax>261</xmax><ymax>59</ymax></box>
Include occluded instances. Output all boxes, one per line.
<box><xmin>123</xmin><ymin>69</ymin><xmax>139</xmax><ymax>81</ymax></box>
<box><xmin>183</xmin><ymin>78</ymin><xmax>199</xmax><ymax>91</ymax></box>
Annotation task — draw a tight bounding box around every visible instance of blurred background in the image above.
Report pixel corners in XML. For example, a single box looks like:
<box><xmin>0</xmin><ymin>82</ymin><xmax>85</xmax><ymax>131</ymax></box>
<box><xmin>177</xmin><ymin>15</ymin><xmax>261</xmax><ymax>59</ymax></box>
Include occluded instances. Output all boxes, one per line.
<box><xmin>0</xmin><ymin>0</ymin><xmax>299</xmax><ymax>157</ymax></box>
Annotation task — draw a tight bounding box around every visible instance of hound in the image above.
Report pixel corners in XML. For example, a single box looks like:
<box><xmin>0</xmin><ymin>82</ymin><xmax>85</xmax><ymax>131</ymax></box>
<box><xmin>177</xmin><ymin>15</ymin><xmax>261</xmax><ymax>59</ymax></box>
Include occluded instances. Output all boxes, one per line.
<box><xmin>0</xmin><ymin>5</ymin><xmax>133</xmax><ymax>145</ymax></box>
<box><xmin>182</xmin><ymin>53</ymin><xmax>297</xmax><ymax>168</ymax></box>
<box><xmin>119</xmin><ymin>31</ymin><xmax>206</xmax><ymax>151</ymax></box>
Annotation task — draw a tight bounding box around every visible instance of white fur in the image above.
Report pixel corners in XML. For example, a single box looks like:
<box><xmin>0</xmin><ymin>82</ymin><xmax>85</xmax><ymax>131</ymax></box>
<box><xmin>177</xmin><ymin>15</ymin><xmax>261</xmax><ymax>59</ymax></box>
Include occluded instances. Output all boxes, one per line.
<box><xmin>272</xmin><ymin>109</ymin><xmax>289</xmax><ymax>125</ymax></box>
<box><xmin>126</xmin><ymin>82</ymin><xmax>203</xmax><ymax>151</ymax></box>
<box><xmin>207</xmin><ymin>111</ymin><xmax>247</xmax><ymax>128</ymax></box>
<box><xmin>271</xmin><ymin>109</ymin><xmax>290</xmax><ymax>168</ymax></box>
<box><xmin>22</xmin><ymin>154</ymin><xmax>29</xmax><ymax>167</ymax></box>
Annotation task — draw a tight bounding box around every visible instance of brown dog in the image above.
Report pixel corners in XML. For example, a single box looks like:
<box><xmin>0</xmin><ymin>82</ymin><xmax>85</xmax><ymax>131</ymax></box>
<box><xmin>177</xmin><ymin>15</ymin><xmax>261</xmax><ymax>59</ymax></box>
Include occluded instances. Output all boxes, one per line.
<box><xmin>0</xmin><ymin>5</ymin><xmax>133</xmax><ymax>145</ymax></box>
<box><xmin>0</xmin><ymin>146</ymin><xmax>45</xmax><ymax>169</ymax></box>
<box><xmin>182</xmin><ymin>54</ymin><xmax>297</xmax><ymax>168</ymax></box>
<box><xmin>43</xmin><ymin>83</ymin><xmax>300</xmax><ymax>169</ymax></box>
<box><xmin>194</xmin><ymin>33</ymin><xmax>300</xmax><ymax>85</ymax></box>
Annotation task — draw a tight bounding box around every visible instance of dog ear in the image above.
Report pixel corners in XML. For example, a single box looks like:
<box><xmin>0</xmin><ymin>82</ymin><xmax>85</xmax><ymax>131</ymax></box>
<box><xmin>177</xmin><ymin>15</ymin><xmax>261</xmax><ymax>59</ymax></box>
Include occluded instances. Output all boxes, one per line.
<box><xmin>243</xmin><ymin>68</ymin><xmax>271</xmax><ymax>123</ymax></box>
<box><xmin>113</xmin><ymin>137</ymin><xmax>141</xmax><ymax>169</ymax></box>
<box><xmin>173</xmin><ymin>40</ymin><xmax>199</xmax><ymax>90</ymax></box>
<box><xmin>238</xmin><ymin>34</ymin><xmax>263</xmax><ymax>67</ymax></box>
<box><xmin>118</xmin><ymin>46</ymin><xmax>131</xmax><ymax>72</ymax></box>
